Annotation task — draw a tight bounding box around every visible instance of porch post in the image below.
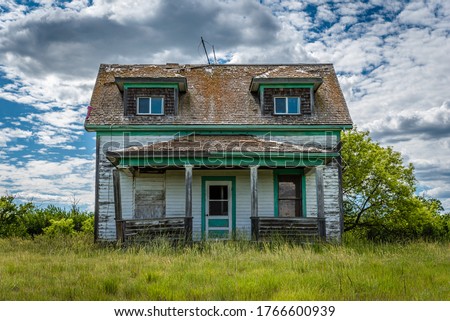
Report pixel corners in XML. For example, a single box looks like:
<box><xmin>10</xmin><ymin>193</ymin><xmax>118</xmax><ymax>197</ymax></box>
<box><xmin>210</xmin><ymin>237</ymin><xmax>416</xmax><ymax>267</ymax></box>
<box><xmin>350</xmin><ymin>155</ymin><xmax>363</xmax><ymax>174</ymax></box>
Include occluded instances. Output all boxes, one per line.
<box><xmin>315</xmin><ymin>166</ymin><xmax>326</xmax><ymax>238</ymax></box>
<box><xmin>113</xmin><ymin>169</ymin><xmax>123</xmax><ymax>242</ymax></box>
<box><xmin>184</xmin><ymin>165</ymin><xmax>193</xmax><ymax>242</ymax></box>
<box><xmin>250</xmin><ymin>165</ymin><xmax>259</xmax><ymax>240</ymax></box>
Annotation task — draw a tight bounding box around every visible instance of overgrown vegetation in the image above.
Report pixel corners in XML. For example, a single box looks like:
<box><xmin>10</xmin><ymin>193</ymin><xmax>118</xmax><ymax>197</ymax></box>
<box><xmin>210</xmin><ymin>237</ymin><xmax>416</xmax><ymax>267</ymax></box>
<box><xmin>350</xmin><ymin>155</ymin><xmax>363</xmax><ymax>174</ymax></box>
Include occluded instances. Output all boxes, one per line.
<box><xmin>0</xmin><ymin>235</ymin><xmax>448</xmax><ymax>300</ymax></box>
<box><xmin>342</xmin><ymin>129</ymin><xmax>450</xmax><ymax>242</ymax></box>
<box><xmin>0</xmin><ymin>195</ymin><xmax>93</xmax><ymax>238</ymax></box>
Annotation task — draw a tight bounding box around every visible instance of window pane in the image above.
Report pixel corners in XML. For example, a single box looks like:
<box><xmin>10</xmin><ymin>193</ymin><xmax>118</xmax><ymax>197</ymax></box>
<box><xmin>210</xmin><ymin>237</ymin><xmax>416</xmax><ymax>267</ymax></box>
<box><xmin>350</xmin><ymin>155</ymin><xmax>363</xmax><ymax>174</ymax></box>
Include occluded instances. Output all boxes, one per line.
<box><xmin>209</xmin><ymin>200</ymin><xmax>228</xmax><ymax>215</ymax></box>
<box><xmin>275</xmin><ymin>98</ymin><xmax>286</xmax><ymax>114</ymax></box>
<box><xmin>151</xmin><ymin>97</ymin><xmax>163</xmax><ymax>114</ymax></box>
<box><xmin>209</xmin><ymin>185</ymin><xmax>228</xmax><ymax>200</ymax></box>
<box><xmin>138</xmin><ymin>98</ymin><xmax>150</xmax><ymax>114</ymax></box>
<box><xmin>288</xmin><ymin>97</ymin><xmax>299</xmax><ymax>114</ymax></box>
<box><xmin>279</xmin><ymin>181</ymin><xmax>297</xmax><ymax>198</ymax></box>
<box><xmin>279</xmin><ymin>200</ymin><xmax>297</xmax><ymax>217</ymax></box>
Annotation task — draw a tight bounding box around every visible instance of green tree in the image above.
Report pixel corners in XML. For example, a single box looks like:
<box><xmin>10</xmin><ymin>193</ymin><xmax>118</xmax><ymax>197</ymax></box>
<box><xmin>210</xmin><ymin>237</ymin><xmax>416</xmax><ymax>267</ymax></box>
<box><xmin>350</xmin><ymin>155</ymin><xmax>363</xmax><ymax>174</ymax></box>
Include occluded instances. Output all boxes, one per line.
<box><xmin>341</xmin><ymin>129</ymin><xmax>448</xmax><ymax>241</ymax></box>
<box><xmin>0</xmin><ymin>195</ymin><xmax>34</xmax><ymax>237</ymax></box>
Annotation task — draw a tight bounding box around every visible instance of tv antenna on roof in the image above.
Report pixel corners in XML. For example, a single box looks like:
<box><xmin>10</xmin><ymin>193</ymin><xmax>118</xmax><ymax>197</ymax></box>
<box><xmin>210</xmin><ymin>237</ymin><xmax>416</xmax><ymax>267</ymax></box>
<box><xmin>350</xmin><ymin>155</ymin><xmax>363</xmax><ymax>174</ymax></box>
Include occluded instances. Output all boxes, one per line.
<box><xmin>200</xmin><ymin>36</ymin><xmax>218</xmax><ymax>65</ymax></box>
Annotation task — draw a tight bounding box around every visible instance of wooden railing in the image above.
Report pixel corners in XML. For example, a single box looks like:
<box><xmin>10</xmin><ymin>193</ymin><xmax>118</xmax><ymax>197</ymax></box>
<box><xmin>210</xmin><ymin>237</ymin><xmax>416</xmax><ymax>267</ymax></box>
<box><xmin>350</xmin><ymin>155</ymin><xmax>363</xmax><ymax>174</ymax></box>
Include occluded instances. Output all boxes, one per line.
<box><xmin>251</xmin><ymin>217</ymin><xmax>325</xmax><ymax>242</ymax></box>
<box><xmin>116</xmin><ymin>217</ymin><xmax>193</xmax><ymax>244</ymax></box>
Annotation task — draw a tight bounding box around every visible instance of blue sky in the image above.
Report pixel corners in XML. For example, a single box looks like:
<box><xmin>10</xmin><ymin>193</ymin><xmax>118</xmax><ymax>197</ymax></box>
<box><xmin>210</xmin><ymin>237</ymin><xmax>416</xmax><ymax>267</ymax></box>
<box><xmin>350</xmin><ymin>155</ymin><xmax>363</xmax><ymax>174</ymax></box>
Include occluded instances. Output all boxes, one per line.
<box><xmin>0</xmin><ymin>0</ymin><xmax>449</xmax><ymax>211</ymax></box>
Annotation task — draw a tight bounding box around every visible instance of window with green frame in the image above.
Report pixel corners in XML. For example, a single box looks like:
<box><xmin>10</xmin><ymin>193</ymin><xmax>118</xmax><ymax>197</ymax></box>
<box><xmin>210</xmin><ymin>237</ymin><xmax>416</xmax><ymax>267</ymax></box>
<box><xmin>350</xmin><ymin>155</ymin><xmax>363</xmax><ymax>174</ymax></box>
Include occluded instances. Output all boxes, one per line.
<box><xmin>277</xmin><ymin>174</ymin><xmax>302</xmax><ymax>217</ymax></box>
<box><xmin>137</xmin><ymin>97</ymin><xmax>164</xmax><ymax>115</ymax></box>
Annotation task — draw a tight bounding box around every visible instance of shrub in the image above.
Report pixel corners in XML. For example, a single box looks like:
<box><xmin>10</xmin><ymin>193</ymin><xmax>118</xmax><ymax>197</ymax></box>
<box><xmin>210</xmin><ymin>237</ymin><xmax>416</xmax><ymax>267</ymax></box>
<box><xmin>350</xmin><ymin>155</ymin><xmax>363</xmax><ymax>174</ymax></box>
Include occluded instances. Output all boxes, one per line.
<box><xmin>43</xmin><ymin>218</ymin><xmax>76</xmax><ymax>237</ymax></box>
<box><xmin>81</xmin><ymin>216</ymin><xmax>95</xmax><ymax>234</ymax></box>
<box><xmin>0</xmin><ymin>196</ymin><xmax>33</xmax><ymax>237</ymax></box>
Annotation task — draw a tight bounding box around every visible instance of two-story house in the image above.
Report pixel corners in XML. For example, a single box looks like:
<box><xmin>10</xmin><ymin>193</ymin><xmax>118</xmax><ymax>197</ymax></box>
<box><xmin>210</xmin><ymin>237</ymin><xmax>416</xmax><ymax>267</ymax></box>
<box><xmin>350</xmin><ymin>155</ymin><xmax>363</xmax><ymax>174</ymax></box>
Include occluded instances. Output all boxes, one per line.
<box><xmin>85</xmin><ymin>63</ymin><xmax>352</xmax><ymax>243</ymax></box>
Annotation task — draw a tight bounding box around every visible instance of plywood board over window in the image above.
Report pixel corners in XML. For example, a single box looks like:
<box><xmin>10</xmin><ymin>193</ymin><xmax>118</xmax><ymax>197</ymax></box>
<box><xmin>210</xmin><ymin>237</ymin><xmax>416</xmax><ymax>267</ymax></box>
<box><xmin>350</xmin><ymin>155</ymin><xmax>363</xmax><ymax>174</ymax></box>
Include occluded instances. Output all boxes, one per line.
<box><xmin>134</xmin><ymin>175</ymin><xmax>166</xmax><ymax>219</ymax></box>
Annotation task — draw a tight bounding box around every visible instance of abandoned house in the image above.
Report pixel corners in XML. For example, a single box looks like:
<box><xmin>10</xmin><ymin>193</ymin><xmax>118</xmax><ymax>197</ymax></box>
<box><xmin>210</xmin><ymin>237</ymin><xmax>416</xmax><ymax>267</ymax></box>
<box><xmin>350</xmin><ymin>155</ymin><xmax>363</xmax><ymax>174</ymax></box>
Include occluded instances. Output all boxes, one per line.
<box><xmin>84</xmin><ymin>63</ymin><xmax>353</xmax><ymax>243</ymax></box>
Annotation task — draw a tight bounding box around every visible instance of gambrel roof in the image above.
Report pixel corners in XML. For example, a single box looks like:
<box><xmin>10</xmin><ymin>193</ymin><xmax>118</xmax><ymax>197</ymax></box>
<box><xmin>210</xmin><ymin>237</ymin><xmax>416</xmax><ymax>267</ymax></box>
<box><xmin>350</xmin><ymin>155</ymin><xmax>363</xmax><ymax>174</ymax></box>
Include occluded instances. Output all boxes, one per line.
<box><xmin>85</xmin><ymin>63</ymin><xmax>352</xmax><ymax>128</ymax></box>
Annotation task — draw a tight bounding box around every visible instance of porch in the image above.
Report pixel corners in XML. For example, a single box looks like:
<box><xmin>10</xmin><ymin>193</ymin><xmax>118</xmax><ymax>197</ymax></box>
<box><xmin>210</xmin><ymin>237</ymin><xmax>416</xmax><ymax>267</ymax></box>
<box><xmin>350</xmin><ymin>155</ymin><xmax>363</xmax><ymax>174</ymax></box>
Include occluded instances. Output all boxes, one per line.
<box><xmin>116</xmin><ymin>216</ymin><xmax>325</xmax><ymax>244</ymax></box>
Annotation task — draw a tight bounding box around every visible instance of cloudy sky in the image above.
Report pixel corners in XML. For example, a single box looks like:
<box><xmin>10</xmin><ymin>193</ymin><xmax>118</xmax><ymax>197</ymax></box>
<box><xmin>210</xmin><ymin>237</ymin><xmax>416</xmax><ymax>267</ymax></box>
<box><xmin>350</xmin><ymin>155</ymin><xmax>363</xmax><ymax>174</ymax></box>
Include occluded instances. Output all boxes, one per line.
<box><xmin>0</xmin><ymin>0</ymin><xmax>449</xmax><ymax>211</ymax></box>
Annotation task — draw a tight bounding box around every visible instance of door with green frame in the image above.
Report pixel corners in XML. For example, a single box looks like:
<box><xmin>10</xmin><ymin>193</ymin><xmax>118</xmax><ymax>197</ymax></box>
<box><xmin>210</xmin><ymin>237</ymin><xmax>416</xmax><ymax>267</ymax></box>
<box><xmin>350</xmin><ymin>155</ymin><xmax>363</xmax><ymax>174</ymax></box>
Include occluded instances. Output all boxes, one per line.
<box><xmin>202</xmin><ymin>177</ymin><xmax>236</xmax><ymax>240</ymax></box>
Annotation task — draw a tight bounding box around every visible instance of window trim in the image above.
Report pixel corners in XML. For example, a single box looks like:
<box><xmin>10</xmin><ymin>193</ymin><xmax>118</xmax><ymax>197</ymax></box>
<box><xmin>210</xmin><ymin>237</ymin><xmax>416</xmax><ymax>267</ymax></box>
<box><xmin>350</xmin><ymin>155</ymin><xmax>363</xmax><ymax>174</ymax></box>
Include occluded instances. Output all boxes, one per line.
<box><xmin>273</xmin><ymin>169</ymin><xmax>306</xmax><ymax>217</ymax></box>
<box><xmin>273</xmin><ymin>97</ymin><xmax>301</xmax><ymax>115</ymax></box>
<box><xmin>136</xmin><ymin>96</ymin><xmax>165</xmax><ymax>115</ymax></box>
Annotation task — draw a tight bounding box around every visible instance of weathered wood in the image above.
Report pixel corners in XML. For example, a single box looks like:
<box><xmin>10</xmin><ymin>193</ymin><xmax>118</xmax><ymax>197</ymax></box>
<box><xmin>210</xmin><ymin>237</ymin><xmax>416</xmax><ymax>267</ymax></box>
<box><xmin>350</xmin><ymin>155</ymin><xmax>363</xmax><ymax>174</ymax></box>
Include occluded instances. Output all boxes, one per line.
<box><xmin>250</xmin><ymin>165</ymin><xmax>258</xmax><ymax>218</ymax></box>
<box><xmin>184</xmin><ymin>216</ymin><xmax>193</xmax><ymax>243</ymax></box>
<box><xmin>251</xmin><ymin>216</ymin><xmax>259</xmax><ymax>241</ymax></box>
<box><xmin>252</xmin><ymin>217</ymin><xmax>324</xmax><ymax>241</ymax></box>
<box><xmin>118</xmin><ymin>217</ymin><xmax>188</xmax><ymax>244</ymax></box>
<box><xmin>113</xmin><ymin>170</ymin><xmax>123</xmax><ymax>242</ymax></box>
<box><xmin>185</xmin><ymin>165</ymin><xmax>193</xmax><ymax>218</ymax></box>
<box><xmin>94</xmin><ymin>132</ymin><xmax>100</xmax><ymax>242</ymax></box>
<box><xmin>316</xmin><ymin>166</ymin><xmax>325</xmax><ymax>219</ymax></box>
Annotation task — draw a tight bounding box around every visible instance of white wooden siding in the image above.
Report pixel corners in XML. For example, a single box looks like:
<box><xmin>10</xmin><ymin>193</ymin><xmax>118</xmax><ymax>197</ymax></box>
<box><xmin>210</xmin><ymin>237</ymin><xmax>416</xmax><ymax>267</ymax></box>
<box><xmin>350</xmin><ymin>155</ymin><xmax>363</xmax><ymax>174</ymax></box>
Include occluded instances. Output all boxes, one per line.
<box><xmin>305</xmin><ymin>170</ymin><xmax>318</xmax><ymax>217</ymax></box>
<box><xmin>119</xmin><ymin>172</ymin><xmax>134</xmax><ymax>220</ymax></box>
<box><xmin>323</xmin><ymin>164</ymin><xmax>341</xmax><ymax>242</ymax></box>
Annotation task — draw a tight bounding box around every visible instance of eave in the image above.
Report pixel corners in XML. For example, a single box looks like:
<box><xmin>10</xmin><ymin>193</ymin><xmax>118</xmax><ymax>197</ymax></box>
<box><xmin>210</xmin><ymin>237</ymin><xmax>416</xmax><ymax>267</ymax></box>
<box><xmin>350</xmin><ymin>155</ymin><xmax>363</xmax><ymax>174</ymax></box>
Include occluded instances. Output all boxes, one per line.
<box><xmin>249</xmin><ymin>77</ymin><xmax>323</xmax><ymax>92</ymax></box>
<box><xmin>115</xmin><ymin>77</ymin><xmax>188</xmax><ymax>92</ymax></box>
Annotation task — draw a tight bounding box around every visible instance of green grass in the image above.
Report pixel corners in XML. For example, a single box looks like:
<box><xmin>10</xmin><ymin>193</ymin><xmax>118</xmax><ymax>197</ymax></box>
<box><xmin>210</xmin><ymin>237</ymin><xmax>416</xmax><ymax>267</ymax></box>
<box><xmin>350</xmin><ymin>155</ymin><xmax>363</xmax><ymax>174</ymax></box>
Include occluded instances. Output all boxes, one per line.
<box><xmin>0</xmin><ymin>235</ymin><xmax>448</xmax><ymax>300</ymax></box>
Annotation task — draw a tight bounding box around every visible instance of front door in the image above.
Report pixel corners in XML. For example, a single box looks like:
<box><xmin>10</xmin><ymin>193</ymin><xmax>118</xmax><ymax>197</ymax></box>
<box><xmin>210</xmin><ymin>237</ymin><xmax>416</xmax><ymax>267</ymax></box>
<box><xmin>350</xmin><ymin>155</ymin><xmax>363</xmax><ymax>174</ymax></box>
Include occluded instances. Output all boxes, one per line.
<box><xmin>205</xmin><ymin>181</ymin><xmax>232</xmax><ymax>239</ymax></box>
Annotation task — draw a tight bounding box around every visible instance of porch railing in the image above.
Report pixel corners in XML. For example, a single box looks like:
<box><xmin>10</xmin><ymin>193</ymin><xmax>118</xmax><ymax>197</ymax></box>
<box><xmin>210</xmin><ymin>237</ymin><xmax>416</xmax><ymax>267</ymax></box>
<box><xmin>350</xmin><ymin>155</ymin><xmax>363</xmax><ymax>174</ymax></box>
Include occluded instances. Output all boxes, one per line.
<box><xmin>116</xmin><ymin>217</ymin><xmax>193</xmax><ymax>244</ymax></box>
<box><xmin>251</xmin><ymin>217</ymin><xmax>326</xmax><ymax>242</ymax></box>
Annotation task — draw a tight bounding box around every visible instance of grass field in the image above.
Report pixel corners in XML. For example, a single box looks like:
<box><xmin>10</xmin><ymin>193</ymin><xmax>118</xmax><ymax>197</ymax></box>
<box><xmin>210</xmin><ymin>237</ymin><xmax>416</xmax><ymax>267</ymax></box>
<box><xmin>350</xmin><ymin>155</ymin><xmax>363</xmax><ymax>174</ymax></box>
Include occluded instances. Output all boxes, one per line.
<box><xmin>0</xmin><ymin>235</ymin><xmax>448</xmax><ymax>300</ymax></box>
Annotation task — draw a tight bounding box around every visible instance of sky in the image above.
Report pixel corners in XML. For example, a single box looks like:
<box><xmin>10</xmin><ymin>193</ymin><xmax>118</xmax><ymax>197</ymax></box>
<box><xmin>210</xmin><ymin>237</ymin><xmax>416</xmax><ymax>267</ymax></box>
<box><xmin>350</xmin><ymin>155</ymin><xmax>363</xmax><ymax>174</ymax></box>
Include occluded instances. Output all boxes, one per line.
<box><xmin>0</xmin><ymin>0</ymin><xmax>449</xmax><ymax>211</ymax></box>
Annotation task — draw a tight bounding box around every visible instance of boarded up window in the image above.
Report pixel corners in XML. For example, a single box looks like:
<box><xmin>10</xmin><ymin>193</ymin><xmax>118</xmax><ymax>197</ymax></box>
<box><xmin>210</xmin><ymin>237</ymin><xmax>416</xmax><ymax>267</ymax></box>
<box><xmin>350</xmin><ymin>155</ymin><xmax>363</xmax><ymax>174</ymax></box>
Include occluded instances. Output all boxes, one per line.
<box><xmin>134</xmin><ymin>175</ymin><xmax>165</xmax><ymax>219</ymax></box>
<box><xmin>135</xmin><ymin>190</ymin><xmax>165</xmax><ymax>218</ymax></box>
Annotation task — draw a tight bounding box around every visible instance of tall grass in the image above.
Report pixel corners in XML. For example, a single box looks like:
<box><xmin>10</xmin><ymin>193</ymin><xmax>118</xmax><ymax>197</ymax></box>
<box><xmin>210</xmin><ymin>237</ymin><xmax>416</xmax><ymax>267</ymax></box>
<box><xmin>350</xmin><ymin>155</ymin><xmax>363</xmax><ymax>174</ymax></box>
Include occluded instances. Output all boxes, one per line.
<box><xmin>0</xmin><ymin>235</ymin><xmax>448</xmax><ymax>300</ymax></box>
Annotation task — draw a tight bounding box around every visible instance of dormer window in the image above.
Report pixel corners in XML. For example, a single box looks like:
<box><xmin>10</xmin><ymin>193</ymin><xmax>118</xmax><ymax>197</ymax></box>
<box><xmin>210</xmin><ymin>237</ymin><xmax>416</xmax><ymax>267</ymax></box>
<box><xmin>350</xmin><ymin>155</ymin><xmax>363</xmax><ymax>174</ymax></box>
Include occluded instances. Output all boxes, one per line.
<box><xmin>249</xmin><ymin>77</ymin><xmax>322</xmax><ymax>116</ymax></box>
<box><xmin>115</xmin><ymin>76</ymin><xmax>187</xmax><ymax>117</ymax></box>
<box><xmin>274</xmin><ymin>97</ymin><xmax>300</xmax><ymax>115</ymax></box>
<box><xmin>137</xmin><ymin>97</ymin><xmax>164</xmax><ymax>115</ymax></box>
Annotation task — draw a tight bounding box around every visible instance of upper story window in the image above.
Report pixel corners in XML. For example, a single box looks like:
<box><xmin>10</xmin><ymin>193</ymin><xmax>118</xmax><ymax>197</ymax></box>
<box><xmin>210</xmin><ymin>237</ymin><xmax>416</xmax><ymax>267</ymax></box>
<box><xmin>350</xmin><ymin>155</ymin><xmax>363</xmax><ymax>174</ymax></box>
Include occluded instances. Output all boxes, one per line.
<box><xmin>274</xmin><ymin>97</ymin><xmax>300</xmax><ymax>115</ymax></box>
<box><xmin>137</xmin><ymin>97</ymin><xmax>164</xmax><ymax>115</ymax></box>
<box><xmin>115</xmin><ymin>76</ymin><xmax>187</xmax><ymax>117</ymax></box>
<box><xmin>249</xmin><ymin>77</ymin><xmax>322</xmax><ymax>116</ymax></box>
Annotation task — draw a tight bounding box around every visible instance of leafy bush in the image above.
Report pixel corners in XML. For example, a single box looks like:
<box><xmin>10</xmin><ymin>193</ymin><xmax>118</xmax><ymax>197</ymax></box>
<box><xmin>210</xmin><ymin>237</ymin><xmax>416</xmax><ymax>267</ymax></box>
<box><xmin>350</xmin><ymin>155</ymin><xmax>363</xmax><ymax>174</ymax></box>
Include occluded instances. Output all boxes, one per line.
<box><xmin>0</xmin><ymin>196</ymin><xmax>33</xmax><ymax>237</ymax></box>
<box><xmin>0</xmin><ymin>195</ymin><xmax>94</xmax><ymax>239</ymax></box>
<box><xmin>43</xmin><ymin>218</ymin><xmax>76</xmax><ymax>237</ymax></box>
<box><xmin>81</xmin><ymin>216</ymin><xmax>95</xmax><ymax>234</ymax></box>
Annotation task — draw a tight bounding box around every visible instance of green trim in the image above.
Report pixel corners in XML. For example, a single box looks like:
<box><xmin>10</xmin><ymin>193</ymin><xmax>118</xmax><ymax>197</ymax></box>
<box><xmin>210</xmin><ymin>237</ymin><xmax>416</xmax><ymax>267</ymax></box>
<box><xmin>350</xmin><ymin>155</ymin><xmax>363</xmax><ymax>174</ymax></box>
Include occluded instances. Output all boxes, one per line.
<box><xmin>208</xmin><ymin>219</ymin><xmax>229</xmax><ymax>228</ymax></box>
<box><xmin>260</xmin><ymin>84</ymin><xmax>314</xmax><ymax>89</ymax></box>
<box><xmin>86</xmin><ymin>124</ymin><xmax>353</xmax><ymax>132</ymax></box>
<box><xmin>95</xmin><ymin>130</ymin><xmax>341</xmax><ymax>137</ymax></box>
<box><xmin>118</xmin><ymin>157</ymin><xmax>325</xmax><ymax>167</ymax></box>
<box><xmin>124</xmin><ymin>83</ymin><xmax>178</xmax><ymax>89</ymax></box>
<box><xmin>273</xmin><ymin>169</ymin><xmax>306</xmax><ymax>218</ymax></box>
<box><xmin>201</xmin><ymin>176</ymin><xmax>236</xmax><ymax>240</ymax></box>
<box><xmin>209</xmin><ymin>151</ymin><xmax>339</xmax><ymax>158</ymax></box>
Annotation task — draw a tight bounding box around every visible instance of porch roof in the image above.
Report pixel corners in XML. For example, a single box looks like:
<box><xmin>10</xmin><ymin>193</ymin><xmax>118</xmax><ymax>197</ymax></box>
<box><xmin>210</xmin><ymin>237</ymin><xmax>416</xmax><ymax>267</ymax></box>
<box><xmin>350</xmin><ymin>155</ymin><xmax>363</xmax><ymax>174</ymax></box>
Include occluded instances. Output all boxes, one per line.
<box><xmin>106</xmin><ymin>135</ymin><xmax>338</xmax><ymax>168</ymax></box>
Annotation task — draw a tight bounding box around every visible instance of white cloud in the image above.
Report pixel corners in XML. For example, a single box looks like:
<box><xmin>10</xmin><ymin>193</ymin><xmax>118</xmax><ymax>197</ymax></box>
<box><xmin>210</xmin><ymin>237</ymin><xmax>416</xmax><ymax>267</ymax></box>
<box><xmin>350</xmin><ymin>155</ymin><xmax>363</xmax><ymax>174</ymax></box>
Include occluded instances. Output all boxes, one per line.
<box><xmin>0</xmin><ymin>127</ymin><xmax>33</xmax><ymax>147</ymax></box>
<box><xmin>0</xmin><ymin>157</ymin><xmax>95</xmax><ymax>209</ymax></box>
<box><xmin>7</xmin><ymin>144</ymin><xmax>27</xmax><ymax>152</ymax></box>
